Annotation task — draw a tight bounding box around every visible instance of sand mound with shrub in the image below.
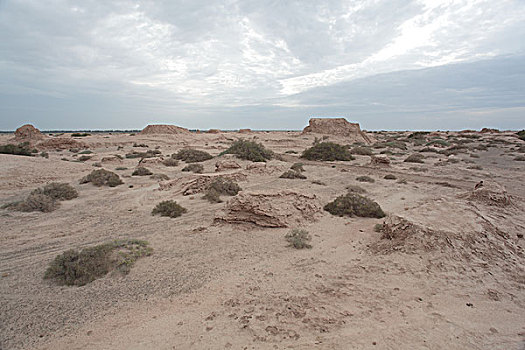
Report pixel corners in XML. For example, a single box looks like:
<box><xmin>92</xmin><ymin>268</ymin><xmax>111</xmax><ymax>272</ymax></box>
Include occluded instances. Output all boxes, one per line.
<box><xmin>459</xmin><ymin>181</ymin><xmax>512</xmax><ymax>207</ymax></box>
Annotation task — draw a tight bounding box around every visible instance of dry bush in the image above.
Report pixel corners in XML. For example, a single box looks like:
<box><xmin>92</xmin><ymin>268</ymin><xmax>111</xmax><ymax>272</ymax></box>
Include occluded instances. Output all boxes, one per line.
<box><xmin>125</xmin><ymin>150</ymin><xmax>161</xmax><ymax>159</ymax></box>
<box><xmin>384</xmin><ymin>174</ymin><xmax>397</xmax><ymax>180</ymax></box>
<box><xmin>219</xmin><ymin>139</ymin><xmax>273</xmax><ymax>162</ymax></box>
<box><xmin>77</xmin><ymin>155</ymin><xmax>92</xmax><ymax>162</ymax></box>
<box><xmin>373</xmin><ymin>141</ymin><xmax>407</xmax><ymax>150</ymax></box>
<box><xmin>80</xmin><ymin>169</ymin><xmax>123</xmax><ymax>187</ymax></box>
<box><xmin>467</xmin><ymin>165</ymin><xmax>483</xmax><ymax>170</ymax></box>
<box><xmin>279</xmin><ymin>170</ymin><xmax>306</xmax><ymax>179</ymax></box>
<box><xmin>290</xmin><ymin>162</ymin><xmax>305</xmax><ymax>172</ymax></box>
<box><xmin>182</xmin><ymin>163</ymin><xmax>204</xmax><ymax>173</ymax></box>
<box><xmin>425</xmin><ymin>139</ymin><xmax>450</xmax><ymax>147</ymax></box>
<box><xmin>0</xmin><ymin>143</ymin><xmax>33</xmax><ymax>156</ymax></box>
<box><xmin>44</xmin><ymin>239</ymin><xmax>152</xmax><ymax>286</ymax></box>
<box><xmin>514</xmin><ymin>155</ymin><xmax>525</xmax><ymax>161</ymax></box>
<box><xmin>150</xmin><ymin>173</ymin><xmax>170</xmax><ymax>181</ymax></box>
<box><xmin>115</xmin><ymin>167</ymin><xmax>128</xmax><ymax>171</ymax></box>
<box><xmin>350</xmin><ymin>146</ymin><xmax>373</xmax><ymax>155</ymax></box>
<box><xmin>301</xmin><ymin>142</ymin><xmax>354</xmax><ymax>161</ymax></box>
<box><xmin>6</xmin><ymin>193</ymin><xmax>59</xmax><ymax>213</ymax></box>
<box><xmin>173</xmin><ymin>149</ymin><xmax>213</xmax><ymax>163</ymax></box>
<box><xmin>285</xmin><ymin>229</ymin><xmax>312</xmax><ymax>249</ymax></box>
<box><xmin>152</xmin><ymin>200</ymin><xmax>187</xmax><ymax>218</ymax></box>
<box><xmin>132</xmin><ymin>167</ymin><xmax>153</xmax><ymax>176</ymax></box>
<box><xmin>311</xmin><ymin>180</ymin><xmax>326</xmax><ymax>186</ymax></box>
<box><xmin>409</xmin><ymin>166</ymin><xmax>428</xmax><ymax>172</ymax></box>
<box><xmin>162</xmin><ymin>158</ymin><xmax>179</xmax><ymax>167</ymax></box>
<box><xmin>356</xmin><ymin>175</ymin><xmax>374</xmax><ymax>183</ymax></box>
<box><xmin>203</xmin><ymin>178</ymin><xmax>242</xmax><ymax>203</ymax></box>
<box><xmin>404</xmin><ymin>153</ymin><xmax>425</xmax><ymax>163</ymax></box>
<box><xmin>419</xmin><ymin>147</ymin><xmax>439</xmax><ymax>153</ymax></box>
<box><xmin>31</xmin><ymin>182</ymin><xmax>78</xmax><ymax>201</ymax></box>
<box><xmin>78</xmin><ymin>150</ymin><xmax>92</xmax><ymax>154</ymax></box>
<box><xmin>133</xmin><ymin>143</ymin><xmax>148</xmax><ymax>147</ymax></box>
<box><xmin>324</xmin><ymin>193</ymin><xmax>385</xmax><ymax>218</ymax></box>
<box><xmin>346</xmin><ymin>184</ymin><xmax>366</xmax><ymax>193</ymax></box>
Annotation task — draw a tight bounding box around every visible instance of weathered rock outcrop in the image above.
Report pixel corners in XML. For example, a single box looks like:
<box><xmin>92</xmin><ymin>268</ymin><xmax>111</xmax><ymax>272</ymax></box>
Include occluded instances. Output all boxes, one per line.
<box><xmin>140</xmin><ymin>124</ymin><xmax>190</xmax><ymax>135</ymax></box>
<box><xmin>13</xmin><ymin>124</ymin><xmax>45</xmax><ymax>141</ymax></box>
<box><xmin>302</xmin><ymin>118</ymin><xmax>374</xmax><ymax>144</ymax></box>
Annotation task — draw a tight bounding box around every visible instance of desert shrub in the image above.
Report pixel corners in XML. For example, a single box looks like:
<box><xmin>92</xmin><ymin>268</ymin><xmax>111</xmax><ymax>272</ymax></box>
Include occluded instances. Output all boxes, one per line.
<box><xmin>203</xmin><ymin>178</ymin><xmax>241</xmax><ymax>203</ymax></box>
<box><xmin>373</xmin><ymin>141</ymin><xmax>407</xmax><ymax>150</ymax></box>
<box><xmin>182</xmin><ymin>163</ymin><xmax>204</xmax><ymax>173</ymax></box>
<box><xmin>467</xmin><ymin>165</ymin><xmax>483</xmax><ymax>170</ymax></box>
<box><xmin>285</xmin><ymin>150</ymin><xmax>298</xmax><ymax>154</ymax></box>
<box><xmin>115</xmin><ymin>167</ymin><xmax>127</xmax><ymax>171</ymax></box>
<box><xmin>162</xmin><ymin>158</ymin><xmax>179</xmax><ymax>167</ymax></box>
<box><xmin>280</xmin><ymin>170</ymin><xmax>306</xmax><ymax>179</ymax></box>
<box><xmin>409</xmin><ymin>166</ymin><xmax>428</xmax><ymax>172</ymax></box>
<box><xmin>31</xmin><ymin>182</ymin><xmax>78</xmax><ymax>201</ymax></box>
<box><xmin>44</xmin><ymin>239</ymin><xmax>152</xmax><ymax>286</ymax></box>
<box><xmin>324</xmin><ymin>193</ymin><xmax>385</xmax><ymax>218</ymax></box>
<box><xmin>40</xmin><ymin>151</ymin><xmax>49</xmax><ymax>158</ymax></box>
<box><xmin>80</xmin><ymin>169</ymin><xmax>123</xmax><ymax>187</ymax></box>
<box><xmin>350</xmin><ymin>146</ymin><xmax>373</xmax><ymax>155</ymax></box>
<box><xmin>419</xmin><ymin>147</ymin><xmax>439</xmax><ymax>153</ymax></box>
<box><xmin>411</xmin><ymin>139</ymin><xmax>426</xmax><ymax>146</ymax></box>
<box><xmin>290</xmin><ymin>162</ymin><xmax>305</xmax><ymax>172</ymax></box>
<box><xmin>356</xmin><ymin>176</ymin><xmax>375</xmax><ymax>183</ymax></box>
<box><xmin>0</xmin><ymin>143</ymin><xmax>33</xmax><ymax>156</ymax></box>
<box><xmin>219</xmin><ymin>139</ymin><xmax>273</xmax><ymax>162</ymax></box>
<box><xmin>6</xmin><ymin>193</ymin><xmax>59</xmax><ymax>213</ymax></box>
<box><xmin>132</xmin><ymin>167</ymin><xmax>153</xmax><ymax>176</ymax></box>
<box><xmin>71</xmin><ymin>133</ymin><xmax>90</xmax><ymax>137</ymax></box>
<box><xmin>78</xmin><ymin>150</ymin><xmax>92</xmax><ymax>154</ymax></box>
<box><xmin>125</xmin><ymin>150</ymin><xmax>161</xmax><ymax>159</ymax></box>
<box><xmin>69</xmin><ymin>148</ymin><xmax>79</xmax><ymax>153</ymax></box>
<box><xmin>301</xmin><ymin>142</ymin><xmax>354</xmax><ymax>161</ymax></box>
<box><xmin>78</xmin><ymin>155</ymin><xmax>92</xmax><ymax>162</ymax></box>
<box><xmin>514</xmin><ymin>155</ymin><xmax>525</xmax><ymax>161</ymax></box>
<box><xmin>92</xmin><ymin>162</ymin><xmax>102</xmax><ymax>167</ymax></box>
<box><xmin>408</xmin><ymin>131</ymin><xmax>429</xmax><ymax>139</ymax></box>
<box><xmin>346</xmin><ymin>185</ymin><xmax>366</xmax><ymax>193</ymax></box>
<box><xmin>516</xmin><ymin>130</ymin><xmax>525</xmax><ymax>141</ymax></box>
<box><xmin>441</xmin><ymin>145</ymin><xmax>467</xmax><ymax>156</ymax></box>
<box><xmin>397</xmin><ymin>179</ymin><xmax>408</xmax><ymax>184</ymax></box>
<box><xmin>173</xmin><ymin>149</ymin><xmax>213</xmax><ymax>163</ymax></box>
<box><xmin>384</xmin><ymin>174</ymin><xmax>397</xmax><ymax>180</ymax></box>
<box><xmin>133</xmin><ymin>143</ymin><xmax>148</xmax><ymax>148</ymax></box>
<box><xmin>151</xmin><ymin>200</ymin><xmax>187</xmax><ymax>218</ymax></box>
<box><xmin>474</xmin><ymin>144</ymin><xmax>488</xmax><ymax>151</ymax></box>
<box><xmin>311</xmin><ymin>180</ymin><xmax>326</xmax><ymax>186</ymax></box>
<box><xmin>285</xmin><ymin>229</ymin><xmax>312</xmax><ymax>249</ymax></box>
<box><xmin>404</xmin><ymin>154</ymin><xmax>425</xmax><ymax>163</ymax></box>
<box><xmin>447</xmin><ymin>158</ymin><xmax>460</xmax><ymax>164</ymax></box>
<box><xmin>425</xmin><ymin>139</ymin><xmax>449</xmax><ymax>147</ymax></box>
<box><xmin>374</xmin><ymin>223</ymin><xmax>384</xmax><ymax>232</ymax></box>
<box><xmin>150</xmin><ymin>174</ymin><xmax>169</xmax><ymax>181</ymax></box>
<box><xmin>470</xmin><ymin>153</ymin><xmax>480</xmax><ymax>158</ymax></box>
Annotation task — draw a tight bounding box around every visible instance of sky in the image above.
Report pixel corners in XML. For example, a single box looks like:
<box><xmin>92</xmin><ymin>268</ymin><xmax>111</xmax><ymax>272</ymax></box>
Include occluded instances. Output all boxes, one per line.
<box><xmin>0</xmin><ymin>0</ymin><xmax>524</xmax><ymax>131</ymax></box>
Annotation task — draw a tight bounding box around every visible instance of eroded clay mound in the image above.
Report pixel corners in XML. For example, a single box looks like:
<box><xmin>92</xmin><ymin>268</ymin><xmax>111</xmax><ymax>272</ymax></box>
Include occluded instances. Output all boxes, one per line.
<box><xmin>13</xmin><ymin>124</ymin><xmax>45</xmax><ymax>141</ymax></box>
<box><xmin>460</xmin><ymin>182</ymin><xmax>512</xmax><ymax>207</ymax></box>
<box><xmin>216</xmin><ymin>190</ymin><xmax>322</xmax><ymax>227</ymax></box>
<box><xmin>302</xmin><ymin>118</ymin><xmax>375</xmax><ymax>144</ymax></box>
<box><xmin>37</xmin><ymin>138</ymin><xmax>87</xmax><ymax>150</ymax></box>
<box><xmin>159</xmin><ymin>173</ymin><xmax>247</xmax><ymax>195</ymax></box>
<box><xmin>140</xmin><ymin>124</ymin><xmax>191</xmax><ymax>135</ymax></box>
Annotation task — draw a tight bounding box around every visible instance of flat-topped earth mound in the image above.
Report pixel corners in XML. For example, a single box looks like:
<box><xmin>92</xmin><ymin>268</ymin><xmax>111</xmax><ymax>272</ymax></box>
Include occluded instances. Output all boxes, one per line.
<box><xmin>13</xmin><ymin>124</ymin><xmax>45</xmax><ymax>142</ymax></box>
<box><xmin>302</xmin><ymin>118</ymin><xmax>375</xmax><ymax>144</ymax></box>
<box><xmin>140</xmin><ymin>124</ymin><xmax>190</xmax><ymax>135</ymax></box>
<box><xmin>216</xmin><ymin>190</ymin><xmax>322</xmax><ymax>227</ymax></box>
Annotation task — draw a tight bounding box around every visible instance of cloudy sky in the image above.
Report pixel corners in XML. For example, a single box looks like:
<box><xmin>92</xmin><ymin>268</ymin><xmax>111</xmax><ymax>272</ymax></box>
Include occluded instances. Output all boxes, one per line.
<box><xmin>1</xmin><ymin>0</ymin><xmax>524</xmax><ymax>131</ymax></box>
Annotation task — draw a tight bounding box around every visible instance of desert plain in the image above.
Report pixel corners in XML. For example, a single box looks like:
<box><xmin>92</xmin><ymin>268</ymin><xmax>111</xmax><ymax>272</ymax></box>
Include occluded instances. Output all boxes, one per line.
<box><xmin>0</xmin><ymin>119</ymin><xmax>524</xmax><ymax>350</ymax></box>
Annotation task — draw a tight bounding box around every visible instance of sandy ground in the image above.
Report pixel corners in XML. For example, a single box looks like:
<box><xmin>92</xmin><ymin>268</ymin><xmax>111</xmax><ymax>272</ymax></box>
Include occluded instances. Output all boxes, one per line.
<box><xmin>0</xmin><ymin>130</ymin><xmax>524</xmax><ymax>350</ymax></box>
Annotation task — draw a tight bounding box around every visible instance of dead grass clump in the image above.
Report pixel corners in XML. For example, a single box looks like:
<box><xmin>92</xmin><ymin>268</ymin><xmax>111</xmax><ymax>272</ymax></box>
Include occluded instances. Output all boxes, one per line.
<box><xmin>132</xmin><ymin>167</ymin><xmax>153</xmax><ymax>176</ymax></box>
<box><xmin>5</xmin><ymin>193</ymin><xmax>59</xmax><ymax>213</ymax></box>
<box><xmin>285</xmin><ymin>229</ymin><xmax>312</xmax><ymax>249</ymax></box>
<box><xmin>152</xmin><ymin>200</ymin><xmax>187</xmax><ymax>218</ymax></box>
<box><xmin>80</xmin><ymin>169</ymin><xmax>123</xmax><ymax>187</ymax></box>
<box><xmin>280</xmin><ymin>170</ymin><xmax>307</xmax><ymax>179</ymax></box>
<box><xmin>350</xmin><ymin>146</ymin><xmax>373</xmax><ymax>155</ymax></box>
<box><xmin>219</xmin><ymin>139</ymin><xmax>273</xmax><ymax>162</ymax></box>
<box><xmin>0</xmin><ymin>143</ymin><xmax>34</xmax><ymax>156</ymax></box>
<box><xmin>162</xmin><ymin>158</ymin><xmax>179</xmax><ymax>167</ymax></box>
<box><xmin>404</xmin><ymin>153</ymin><xmax>425</xmax><ymax>163</ymax></box>
<box><xmin>31</xmin><ymin>182</ymin><xmax>78</xmax><ymax>201</ymax></box>
<box><xmin>182</xmin><ymin>163</ymin><xmax>204</xmax><ymax>173</ymax></box>
<box><xmin>150</xmin><ymin>173</ymin><xmax>170</xmax><ymax>181</ymax></box>
<box><xmin>356</xmin><ymin>175</ymin><xmax>374</xmax><ymax>183</ymax></box>
<box><xmin>346</xmin><ymin>184</ymin><xmax>366</xmax><ymax>193</ymax></box>
<box><xmin>384</xmin><ymin>174</ymin><xmax>397</xmax><ymax>180</ymax></box>
<box><xmin>44</xmin><ymin>239</ymin><xmax>152</xmax><ymax>286</ymax></box>
<box><xmin>324</xmin><ymin>193</ymin><xmax>385</xmax><ymax>218</ymax></box>
<box><xmin>125</xmin><ymin>150</ymin><xmax>161</xmax><ymax>159</ymax></box>
<box><xmin>290</xmin><ymin>162</ymin><xmax>305</xmax><ymax>172</ymax></box>
<box><xmin>203</xmin><ymin>178</ymin><xmax>242</xmax><ymax>203</ymax></box>
<box><xmin>173</xmin><ymin>149</ymin><xmax>213</xmax><ymax>163</ymax></box>
<box><xmin>301</xmin><ymin>142</ymin><xmax>354</xmax><ymax>161</ymax></box>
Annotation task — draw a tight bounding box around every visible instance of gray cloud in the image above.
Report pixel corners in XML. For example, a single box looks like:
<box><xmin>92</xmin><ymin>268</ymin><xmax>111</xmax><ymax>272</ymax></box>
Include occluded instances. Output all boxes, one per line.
<box><xmin>0</xmin><ymin>0</ymin><xmax>524</xmax><ymax>130</ymax></box>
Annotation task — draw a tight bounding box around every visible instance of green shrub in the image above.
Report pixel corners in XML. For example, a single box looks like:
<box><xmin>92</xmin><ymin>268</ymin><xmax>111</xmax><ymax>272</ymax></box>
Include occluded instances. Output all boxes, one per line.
<box><xmin>404</xmin><ymin>154</ymin><xmax>425</xmax><ymax>163</ymax></box>
<box><xmin>384</xmin><ymin>174</ymin><xmax>397</xmax><ymax>180</ymax></box>
<box><xmin>290</xmin><ymin>162</ymin><xmax>305</xmax><ymax>172</ymax></box>
<box><xmin>356</xmin><ymin>176</ymin><xmax>374</xmax><ymax>183</ymax></box>
<box><xmin>419</xmin><ymin>147</ymin><xmax>439</xmax><ymax>153</ymax></box>
<box><xmin>173</xmin><ymin>149</ymin><xmax>213</xmax><ymax>163</ymax></box>
<box><xmin>373</xmin><ymin>141</ymin><xmax>407</xmax><ymax>150</ymax></box>
<box><xmin>80</xmin><ymin>169</ymin><xmax>123</xmax><ymax>187</ymax></box>
<box><xmin>279</xmin><ymin>170</ymin><xmax>306</xmax><ymax>179</ymax></box>
<box><xmin>203</xmin><ymin>178</ymin><xmax>241</xmax><ymax>203</ymax></box>
<box><xmin>301</xmin><ymin>142</ymin><xmax>354</xmax><ymax>161</ymax></box>
<box><xmin>285</xmin><ymin>229</ymin><xmax>312</xmax><ymax>249</ymax></box>
<box><xmin>324</xmin><ymin>193</ymin><xmax>385</xmax><ymax>218</ymax></box>
<box><xmin>151</xmin><ymin>200</ymin><xmax>187</xmax><ymax>218</ymax></box>
<box><xmin>350</xmin><ymin>146</ymin><xmax>373</xmax><ymax>156</ymax></box>
<box><xmin>203</xmin><ymin>188</ymin><xmax>222</xmax><ymax>203</ymax></box>
<box><xmin>219</xmin><ymin>139</ymin><xmax>273</xmax><ymax>162</ymax></box>
<box><xmin>182</xmin><ymin>163</ymin><xmax>204</xmax><ymax>173</ymax></box>
<box><xmin>132</xmin><ymin>167</ymin><xmax>153</xmax><ymax>176</ymax></box>
<box><xmin>162</xmin><ymin>158</ymin><xmax>179</xmax><ymax>167</ymax></box>
<box><xmin>31</xmin><ymin>183</ymin><xmax>78</xmax><ymax>201</ymax></box>
<box><xmin>44</xmin><ymin>239</ymin><xmax>152</xmax><ymax>286</ymax></box>
<box><xmin>0</xmin><ymin>143</ymin><xmax>33</xmax><ymax>156</ymax></box>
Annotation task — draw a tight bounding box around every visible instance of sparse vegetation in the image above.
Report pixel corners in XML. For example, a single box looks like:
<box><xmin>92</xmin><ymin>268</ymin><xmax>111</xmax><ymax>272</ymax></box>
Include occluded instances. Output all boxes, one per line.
<box><xmin>132</xmin><ymin>167</ymin><xmax>153</xmax><ymax>176</ymax></box>
<box><xmin>80</xmin><ymin>169</ymin><xmax>123</xmax><ymax>187</ymax></box>
<box><xmin>71</xmin><ymin>133</ymin><xmax>90</xmax><ymax>137</ymax></box>
<box><xmin>0</xmin><ymin>143</ymin><xmax>33</xmax><ymax>156</ymax></box>
<box><xmin>150</xmin><ymin>174</ymin><xmax>169</xmax><ymax>181</ymax></box>
<box><xmin>346</xmin><ymin>184</ymin><xmax>366</xmax><ymax>193</ymax></box>
<box><xmin>115</xmin><ymin>167</ymin><xmax>128</xmax><ymax>171</ymax></box>
<box><xmin>514</xmin><ymin>155</ymin><xmax>525</xmax><ymax>161</ymax></box>
<box><xmin>219</xmin><ymin>139</ymin><xmax>273</xmax><ymax>162</ymax></box>
<box><xmin>40</xmin><ymin>151</ymin><xmax>49</xmax><ymax>158</ymax></box>
<box><xmin>203</xmin><ymin>178</ymin><xmax>241</xmax><ymax>203</ymax></box>
<box><xmin>324</xmin><ymin>193</ymin><xmax>385</xmax><ymax>218</ymax></box>
<box><xmin>31</xmin><ymin>182</ymin><xmax>78</xmax><ymax>201</ymax></box>
<box><xmin>78</xmin><ymin>155</ymin><xmax>92</xmax><ymax>162</ymax></box>
<box><xmin>151</xmin><ymin>200</ymin><xmax>187</xmax><ymax>218</ymax></box>
<box><xmin>4</xmin><ymin>193</ymin><xmax>59</xmax><ymax>213</ymax></box>
<box><xmin>133</xmin><ymin>143</ymin><xmax>148</xmax><ymax>148</ymax></box>
<box><xmin>311</xmin><ymin>180</ymin><xmax>326</xmax><ymax>186</ymax></box>
<box><xmin>285</xmin><ymin>150</ymin><xmax>298</xmax><ymax>154</ymax></box>
<box><xmin>78</xmin><ymin>150</ymin><xmax>92</xmax><ymax>154</ymax></box>
<box><xmin>44</xmin><ymin>239</ymin><xmax>152</xmax><ymax>286</ymax></box>
<box><xmin>467</xmin><ymin>165</ymin><xmax>483</xmax><ymax>170</ymax></box>
<box><xmin>515</xmin><ymin>130</ymin><xmax>525</xmax><ymax>141</ymax></box>
<box><xmin>350</xmin><ymin>146</ymin><xmax>373</xmax><ymax>156</ymax></box>
<box><xmin>285</xmin><ymin>229</ymin><xmax>312</xmax><ymax>249</ymax></box>
<box><xmin>182</xmin><ymin>163</ymin><xmax>204</xmax><ymax>173</ymax></box>
<box><xmin>290</xmin><ymin>162</ymin><xmax>305</xmax><ymax>172</ymax></box>
<box><xmin>404</xmin><ymin>154</ymin><xmax>425</xmax><ymax>163</ymax></box>
<box><xmin>425</xmin><ymin>139</ymin><xmax>450</xmax><ymax>147</ymax></box>
<box><xmin>173</xmin><ymin>149</ymin><xmax>213</xmax><ymax>163</ymax></box>
<box><xmin>384</xmin><ymin>174</ymin><xmax>397</xmax><ymax>180</ymax></box>
<box><xmin>409</xmin><ymin>166</ymin><xmax>428</xmax><ymax>172</ymax></box>
<box><xmin>279</xmin><ymin>170</ymin><xmax>306</xmax><ymax>179</ymax></box>
<box><xmin>301</xmin><ymin>142</ymin><xmax>354</xmax><ymax>161</ymax></box>
<box><xmin>162</xmin><ymin>158</ymin><xmax>179</xmax><ymax>167</ymax></box>
<box><xmin>125</xmin><ymin>150</ymin><xmax>161</xmax><ymax>159</ymax></box>
<box><xmin>356</xmin><ymin>176</ymin><xmax>375</xmax><ymax>183</ymax></box>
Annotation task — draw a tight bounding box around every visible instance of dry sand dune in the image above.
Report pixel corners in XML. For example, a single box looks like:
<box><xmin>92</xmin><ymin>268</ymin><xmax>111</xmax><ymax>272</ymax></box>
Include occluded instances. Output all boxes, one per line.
<box><xmin>1</xmin><ymin>123</ymin><xmax>524</xmax><ymax>350</ymax></box>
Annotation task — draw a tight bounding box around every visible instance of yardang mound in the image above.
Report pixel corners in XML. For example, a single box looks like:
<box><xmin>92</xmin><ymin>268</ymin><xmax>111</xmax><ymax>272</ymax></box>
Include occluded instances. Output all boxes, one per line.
<box><xmin>140</xmin><ymin>124</ymin><xmax>191</xmax><ymax>135</ymax></box>
<box><xmin>13</xmin><ymin>124</ymin><xmax>45</xmax><ymax>141</ymax></box>
<box><xmin>302</xmin><ymin>118</ymin><xmax>374</xmax><ymax>144</ymax></box>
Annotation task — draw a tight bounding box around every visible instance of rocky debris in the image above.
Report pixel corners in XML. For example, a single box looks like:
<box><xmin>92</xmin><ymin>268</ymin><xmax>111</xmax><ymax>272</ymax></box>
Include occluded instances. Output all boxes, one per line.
<box><xmin>139</xmin><ymin>124</ymin><xmax>191</xmax><ymax>135</ymax></box>
<box><xmin>460</xmin><ymin>181</ymin><xmax>512</xmax><ymax>207</ymax></box>
<box><xmin>37</xmin><ymin>138</ymin><xmax>87</xmax><ymax>150</ymax></box>
<box><xmin>302</xmin><ymin>118</ymin><xmax>375</xmax><ymax>144</ymax></box>
<box><xmin>238</xmin><ymin>128</ymin><xmax>252</xmax><ymax>134</ymax></box>
<box><xmin>159</xmin><ymin>173</ymin><xmax>247</xmax><ymax>195</ymax></box>
<box><xmin>216</xmin><ymin>190</ymin><xmax>322</xmax><ymax>227</ymax></box>
<box><xmin>215</xmin><ymin>160</ymin><xmax>241</xmax><ymax>172</ymax></box>
<box><xmin>369</xmin><ymin>155</ymin><xmax>390</xmax><ymax>166</ymax></box>
<box><xmin>13</xmin><ymin>124</ymin><xmax>45</xmax><ymax>141</ymax></box>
